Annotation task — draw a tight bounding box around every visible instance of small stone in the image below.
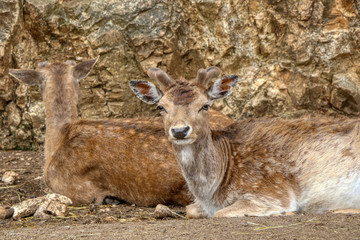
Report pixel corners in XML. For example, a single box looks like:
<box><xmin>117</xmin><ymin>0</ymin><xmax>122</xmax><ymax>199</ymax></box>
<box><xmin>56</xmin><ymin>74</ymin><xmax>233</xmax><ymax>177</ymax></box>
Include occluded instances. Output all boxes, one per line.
<box><xmin>99</xmin><ymin>207</ymin><xmax>111</xmax><ymax>213</ymax></box>
<box><xmin>153</xmin><ymin>204</ymin><xmax>177</xmax><ymax>219</ymax></box>
<box><xmin>102</xmin><ymin>216</ymin><xmax>117</xmax><ymax>222</ymax></box>
<box><xmin>46</xmin><ymin>193</ymin><xmax>73</xmax><ymax>205</ymax></box>
<box><xmin>12</xmin><ymin>194</ymin><xmax>72</xmax><ymax>219</ymax></box>
<box><xmin>2</xmin><ymin>171</ymin><xmax>19</xmax><ymax>185</ymax></box>
<box><xmin>34</xmin><ymin>200</ymin><xmax>68</xmax><ymax>218</ymax></box>
<box><xmin>12</xmin><ymin>197</ymin><xmax>44</xmax><ymax>219</ymax></box>
<box><xmin>34</xmin><ymin>176</ymin><xmax>42</xmax><ymax>181</ymax></box>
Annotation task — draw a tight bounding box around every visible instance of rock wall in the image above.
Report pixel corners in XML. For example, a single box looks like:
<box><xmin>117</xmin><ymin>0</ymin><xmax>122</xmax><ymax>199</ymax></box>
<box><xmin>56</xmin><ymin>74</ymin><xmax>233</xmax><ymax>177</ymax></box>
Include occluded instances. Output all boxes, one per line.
<box><xmin>1</xmin><ymin>0</ymin><xmax>360</xmax><ymax>149</ymax></box>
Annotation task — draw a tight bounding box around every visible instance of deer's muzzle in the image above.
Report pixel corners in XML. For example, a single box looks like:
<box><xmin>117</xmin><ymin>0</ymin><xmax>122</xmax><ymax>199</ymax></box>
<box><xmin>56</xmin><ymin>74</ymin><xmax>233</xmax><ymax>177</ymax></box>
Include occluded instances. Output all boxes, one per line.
<box><xmin>171</xmin><ymin>126</ymin><xmax>191</xmax><ymax>139</ymax></box>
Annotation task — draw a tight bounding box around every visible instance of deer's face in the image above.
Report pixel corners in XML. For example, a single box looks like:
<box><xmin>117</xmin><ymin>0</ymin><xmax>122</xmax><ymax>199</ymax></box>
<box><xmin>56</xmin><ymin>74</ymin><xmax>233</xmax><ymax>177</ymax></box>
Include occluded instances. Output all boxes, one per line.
<box><xmin>158</xmin><ymin>83</ymin><xmax>211</xmax><ymax>145</ymax></box>
<box><xmin>129</xmin><ymin>67</ymin><xmax>238</xmax><ymax>145</ymax></box>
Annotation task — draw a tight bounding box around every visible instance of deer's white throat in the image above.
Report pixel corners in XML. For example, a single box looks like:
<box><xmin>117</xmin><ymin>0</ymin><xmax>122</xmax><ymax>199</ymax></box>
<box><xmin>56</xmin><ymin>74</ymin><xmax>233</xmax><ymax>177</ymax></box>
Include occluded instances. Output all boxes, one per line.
<box><xmin>177</xmin><ymin>139</ymin><xmax>224</xmax><ymax>217</ymax></box>
<box><xmin>180</xmin><ymin>145</ymin><xmax>194</xmax><ymax>165</ymax></box>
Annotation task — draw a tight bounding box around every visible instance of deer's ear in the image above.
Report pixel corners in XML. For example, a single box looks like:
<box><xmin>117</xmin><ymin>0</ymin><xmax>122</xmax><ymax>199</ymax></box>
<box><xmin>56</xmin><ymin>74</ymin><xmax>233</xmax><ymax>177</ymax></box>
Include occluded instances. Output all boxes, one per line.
<box><xmin>8</xmin><ymin>69</ymin><xmax>45</xmax><ymax>86</ymax></box>
<box><xmin>207</xmin><ymin>75</ymin><xmax>239</xmax><ymax>100</ymax></box>
<box><xmin>129</xmin><ymin>80</ymin><xmax>162</xmax><ymax>104</ymax></box>
<box><xmin>73</xmin><ymin>57</ymin><xmax>99</xmax><ymax>80</ymax></box>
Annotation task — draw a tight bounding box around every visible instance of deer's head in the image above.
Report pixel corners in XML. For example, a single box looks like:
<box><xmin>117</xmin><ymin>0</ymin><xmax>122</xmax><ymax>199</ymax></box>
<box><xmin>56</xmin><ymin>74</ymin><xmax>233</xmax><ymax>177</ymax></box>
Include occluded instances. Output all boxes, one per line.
<box><xmin>8</xmin><ymin>58</ymin><xmax>98</xmax><ymax>99</ymax></box>
<box><xmin>130</xmin><ymin>67</ymin><xmax>238</xmax><ymax>145</ymax></box>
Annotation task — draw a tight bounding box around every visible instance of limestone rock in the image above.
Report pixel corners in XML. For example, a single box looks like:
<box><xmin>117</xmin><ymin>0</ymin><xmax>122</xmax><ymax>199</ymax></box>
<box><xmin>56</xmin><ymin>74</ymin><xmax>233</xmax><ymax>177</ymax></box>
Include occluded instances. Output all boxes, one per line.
<box><xmin>12</xmin><ymin>193</ymin><xmax>72</xmax><ymax>219</ymax></box>
<box><xmin>12</xmin><ymin>196</ymin><xmax>44</xmax><ymax>219</ymax></box>
<box><xmin>5</xmin><ymin>102</ymin><xmax>21</xmax><ymax>129</ymax></box>
<box><xmin>331</xmin><ymin>71</ymin><xmax>360</xmax><ymax>115</ymax></box>
<box><xmin>46</xmin><ymin>193</ymin><xmax>73</xmax><ymax>206</ymax></box>
<box><xmin>1</xmin><ymin>0</ymin><xmax>360</xmax><ymax>149</ymax></box>
<box><xmin>34</xmin><ymin>199</ymin><xmax>69</xmax><ymax>218</ymax></box>
<box><xmin>1</xmin><ymin>171</ymin><xmax>19</xmax><ymax>185</ymax></box>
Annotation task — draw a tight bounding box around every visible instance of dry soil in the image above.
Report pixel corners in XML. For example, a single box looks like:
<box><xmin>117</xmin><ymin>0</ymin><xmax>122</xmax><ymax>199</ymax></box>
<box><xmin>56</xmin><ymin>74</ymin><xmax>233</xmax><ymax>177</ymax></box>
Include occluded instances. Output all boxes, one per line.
<box><xmin>1</xmin><ymin>150</ymin><xmax>360</xmax><ymax>239</ymax></box>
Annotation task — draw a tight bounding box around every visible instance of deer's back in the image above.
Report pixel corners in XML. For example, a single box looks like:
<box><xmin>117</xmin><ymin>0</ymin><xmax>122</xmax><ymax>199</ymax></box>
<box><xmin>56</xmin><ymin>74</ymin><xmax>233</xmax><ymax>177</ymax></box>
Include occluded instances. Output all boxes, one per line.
<box><xmin>219</xmin><ymin>116</ymin><xmax>360</xmax><ymax>211</ymax></box>
<box><xmin>46</xmin><ymin>117</ymin><xmax>191</xmax><ymax>206</ymax></box>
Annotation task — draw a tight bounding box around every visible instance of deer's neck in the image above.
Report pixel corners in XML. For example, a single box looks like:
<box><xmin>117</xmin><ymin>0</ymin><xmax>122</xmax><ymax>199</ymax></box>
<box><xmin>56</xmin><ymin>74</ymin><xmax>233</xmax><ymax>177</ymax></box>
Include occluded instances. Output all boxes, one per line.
<box><xmin>43</xmin><ymin>81</ymin><xmax>78</xmax><ymax>163</ymax></box>
<box><xmin>173</xmin><ymin>130</ymin><xmax>231</xmax><ymax>215</ymax></box>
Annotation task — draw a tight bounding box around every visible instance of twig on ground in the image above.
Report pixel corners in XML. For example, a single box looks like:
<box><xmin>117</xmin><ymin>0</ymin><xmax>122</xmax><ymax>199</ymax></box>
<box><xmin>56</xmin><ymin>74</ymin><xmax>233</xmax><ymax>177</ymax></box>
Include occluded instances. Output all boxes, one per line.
<box><xmin>0</xmin><ymin>184</ymin><xmax>24</xmax><ymax>189</ymax></box>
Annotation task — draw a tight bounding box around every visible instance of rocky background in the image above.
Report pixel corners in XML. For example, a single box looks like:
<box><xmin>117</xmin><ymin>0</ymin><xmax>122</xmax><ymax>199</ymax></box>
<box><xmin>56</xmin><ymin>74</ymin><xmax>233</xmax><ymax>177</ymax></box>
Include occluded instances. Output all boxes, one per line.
<box><xmin>0</xmin><ymin>0</ymin><xmax>359</xmax><ymax>150</ymax></box>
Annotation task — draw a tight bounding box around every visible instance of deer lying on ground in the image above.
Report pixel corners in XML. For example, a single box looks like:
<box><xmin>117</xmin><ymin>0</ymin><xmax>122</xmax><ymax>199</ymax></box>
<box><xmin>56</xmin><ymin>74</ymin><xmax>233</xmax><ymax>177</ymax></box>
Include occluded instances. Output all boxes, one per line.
<box><xmin>130</xmin><ymin>67</ymin><xmax>360</xmax><ymax>217</ymax></box>
<box><xmin>9</xmin><ymin>59</ymin><xmax>233</xmax><ymax>206</ymax></box>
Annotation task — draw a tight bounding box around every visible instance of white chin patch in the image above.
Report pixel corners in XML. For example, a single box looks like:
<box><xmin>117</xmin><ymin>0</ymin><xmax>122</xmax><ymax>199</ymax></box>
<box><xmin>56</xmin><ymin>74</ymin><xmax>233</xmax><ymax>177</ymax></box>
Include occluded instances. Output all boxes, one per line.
<box><xmin>180</xmin><ymin>145</ymin><xmax>194</xmax><ymax>165</ymax></box>
<box><xmin>172</xmin><ymin>138</ymin><xmax>195</xmax><ymax>145</ymax></box>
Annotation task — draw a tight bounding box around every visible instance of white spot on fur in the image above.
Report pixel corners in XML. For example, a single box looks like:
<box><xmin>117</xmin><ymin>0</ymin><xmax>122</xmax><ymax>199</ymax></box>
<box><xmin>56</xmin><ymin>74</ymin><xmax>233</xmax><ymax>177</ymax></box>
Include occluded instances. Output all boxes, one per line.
<box><xmin>180</xmin><ymin>145</ymin><xmax>194</xmax><ymax>165</ymax></box>
<box><xmin>172</xmin><ymin>138</ymin><xmax>195</xmax><ymax>145</ymax></box>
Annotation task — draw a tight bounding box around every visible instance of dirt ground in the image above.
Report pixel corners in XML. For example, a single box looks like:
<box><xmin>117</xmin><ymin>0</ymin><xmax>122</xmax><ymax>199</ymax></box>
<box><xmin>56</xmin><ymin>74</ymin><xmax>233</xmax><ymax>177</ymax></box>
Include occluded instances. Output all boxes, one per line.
<box><xmin>1</xmin><ymin>150</ymin><xmax>360</xmax><ymax>239</ymax></box>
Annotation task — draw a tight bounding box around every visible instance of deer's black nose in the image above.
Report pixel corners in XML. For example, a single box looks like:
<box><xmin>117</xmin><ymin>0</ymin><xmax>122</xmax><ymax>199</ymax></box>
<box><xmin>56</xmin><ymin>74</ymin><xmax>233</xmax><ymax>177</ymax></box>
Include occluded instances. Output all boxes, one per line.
<box><xmin>171</xmin><ymin>126</ymin><xmax>191</xmax><ymax>139</ymax></box>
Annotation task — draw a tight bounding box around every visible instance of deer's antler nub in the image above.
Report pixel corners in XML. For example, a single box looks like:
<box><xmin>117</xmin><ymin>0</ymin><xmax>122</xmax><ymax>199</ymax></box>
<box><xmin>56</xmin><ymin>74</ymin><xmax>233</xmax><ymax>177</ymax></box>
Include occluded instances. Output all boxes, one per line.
<box><xmin>147</xmin><ymin>68</ymin><xmax>175</xmax><ymax>91</ymax></box>
<box><xmin>195</xmin><ymin>66</ymin><xmax>221</xmax><ymax>88</ymax></box>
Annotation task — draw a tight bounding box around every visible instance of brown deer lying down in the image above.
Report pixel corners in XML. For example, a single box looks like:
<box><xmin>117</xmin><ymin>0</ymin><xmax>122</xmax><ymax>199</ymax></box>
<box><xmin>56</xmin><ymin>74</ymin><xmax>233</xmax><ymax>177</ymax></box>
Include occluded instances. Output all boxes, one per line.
<box><xmin>130</xmin><ymin>67</ymin><xmax>360</xmax><ymax>218</ymax></box>
<box><xmin>9</xmin><ymin>59</ymin><xmax>233</xmax><ymax>206</ymax></box>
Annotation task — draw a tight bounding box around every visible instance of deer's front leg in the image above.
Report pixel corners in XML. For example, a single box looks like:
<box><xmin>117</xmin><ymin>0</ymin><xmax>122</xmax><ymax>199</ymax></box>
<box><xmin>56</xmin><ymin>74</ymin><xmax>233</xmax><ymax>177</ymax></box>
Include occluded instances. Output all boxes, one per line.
<box><xmin>330</xmin><ymin>208</ymin><xmax>360</xmax><ymax>214</ymax></box>
<box><xmin>186</xmin><ymin>201</ymin><xmax>207</xmax><ymax>219</ymax></box>
<box><xmin>213</xmin><ymin>195</ymin><xmax>297</xmax><ymax>218</ymax></box>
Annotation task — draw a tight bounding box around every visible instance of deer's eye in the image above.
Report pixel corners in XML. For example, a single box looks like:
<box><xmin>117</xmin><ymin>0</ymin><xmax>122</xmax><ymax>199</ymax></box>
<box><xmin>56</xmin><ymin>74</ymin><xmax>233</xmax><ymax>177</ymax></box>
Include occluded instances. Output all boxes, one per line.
<box><xmin>157</xmin><ymin>105</ymin><xmax>167</xmax><ymax>113</ymax></box>
<box><xmin>199</xmin><ymin>104</ymin><xmax>210</xmax><ymax>112</ymax></box>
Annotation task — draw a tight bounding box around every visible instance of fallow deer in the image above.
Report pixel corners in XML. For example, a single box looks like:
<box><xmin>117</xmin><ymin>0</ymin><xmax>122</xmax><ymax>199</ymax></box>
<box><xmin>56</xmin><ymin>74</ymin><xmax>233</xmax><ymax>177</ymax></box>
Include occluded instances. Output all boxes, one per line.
<box><xmin>130</xmin><ymin>67</ymin><xmax>360</xmax><ymax>217</ymax></box>
<box><xmin>9</xmin><ymin>60</ymin><xmax>232</xmax><ymax>206</ymax></box>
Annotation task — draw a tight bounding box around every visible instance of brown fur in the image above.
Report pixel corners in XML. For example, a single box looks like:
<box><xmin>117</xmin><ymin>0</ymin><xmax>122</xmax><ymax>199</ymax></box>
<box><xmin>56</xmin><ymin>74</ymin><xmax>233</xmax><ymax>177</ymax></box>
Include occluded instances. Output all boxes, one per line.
<box><xmin>47</xmin><ymin>117</ymin><xmax>189</xmax><ymax>206</ymax></box>
<box><xmin>169</xmin><ymin>81</ymin><xmax>198</xmax><ymax>106</ymax></box>
<box><xmin>130</xmin><ymin>69</ymin><xmax>360</xmax><ymax>217</ymax></box>
<box><xmin>9</xmin><ymin>60</ymin><xmax>233</xmax><ymax>206</ymax></box>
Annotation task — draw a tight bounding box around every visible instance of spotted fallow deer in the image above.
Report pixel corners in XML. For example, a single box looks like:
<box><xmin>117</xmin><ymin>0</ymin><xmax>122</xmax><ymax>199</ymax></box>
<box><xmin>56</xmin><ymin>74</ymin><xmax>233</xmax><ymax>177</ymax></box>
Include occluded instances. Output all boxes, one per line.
<box><xmin>8</xmin><ymin>59</ymin><xmax>232</xmax><ymax>206</ymax></box>
<box><xmin>130</xmin><ymin>67</ymin><xmax>360</xmax><ymax>218</ymax></box>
